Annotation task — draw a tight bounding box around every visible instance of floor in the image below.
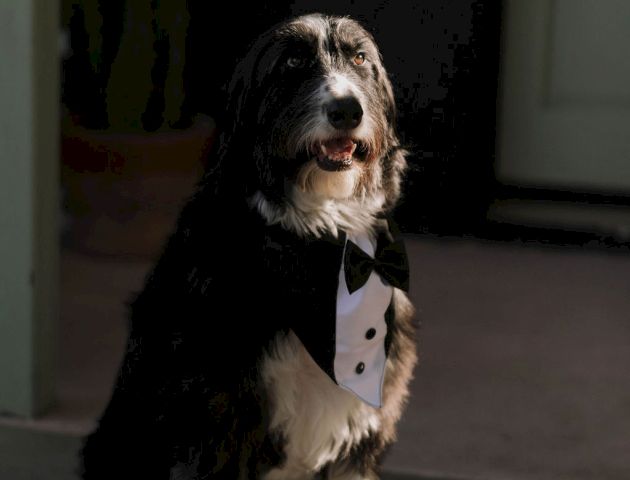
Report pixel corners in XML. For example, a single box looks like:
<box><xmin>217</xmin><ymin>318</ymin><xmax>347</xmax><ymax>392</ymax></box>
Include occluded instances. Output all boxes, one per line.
<box><xmin>386</xmin><ymin>236</ymin><xmax>630</xmax><ymax>480</ymax></box>
<box><xmin>2</xmin><ymin>235</ymin><xmax>630</xmax><ymax>479</ymax></box>
<box><xmin>0</xmin><ymin>428</ymin><xmax>429</xmax><ymax>480</ymax></box>
<box><xmin>487</xmin><ymin>199</ymin><xmax>630</xmax><ymax>242</ymax></box>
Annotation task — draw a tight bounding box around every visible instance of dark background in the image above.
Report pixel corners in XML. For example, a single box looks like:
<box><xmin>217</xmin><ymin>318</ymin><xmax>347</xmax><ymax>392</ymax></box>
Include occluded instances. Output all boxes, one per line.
<box><xmin>62</xmin><ymin>0</ymin><xmax>503</xmax><ymax>239</ymax></box>
<box><xmin>62</xmin><ymin>0</ymin><xmax>630</xmax><ymax>252</ymax></box>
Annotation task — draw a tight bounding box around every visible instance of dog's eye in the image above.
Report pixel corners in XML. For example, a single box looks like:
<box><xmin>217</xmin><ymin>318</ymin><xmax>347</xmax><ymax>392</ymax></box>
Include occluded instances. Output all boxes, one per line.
<box><xmin>286</xmin><ymin>57</ymin><xmax>306</xmax><ymax>68</ymax></box>
<box><xmin>353</xmin><ymin>53</ymin><xmax>366</xmax><ymax>66</ymax></box>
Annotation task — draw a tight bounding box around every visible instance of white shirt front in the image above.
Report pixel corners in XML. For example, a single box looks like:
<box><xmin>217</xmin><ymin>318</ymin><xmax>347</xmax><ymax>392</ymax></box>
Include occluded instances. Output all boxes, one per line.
<box><xmin>334</xmin><ymin>233</ymin><xmax>393</xmax><ymax>408</ymax></box>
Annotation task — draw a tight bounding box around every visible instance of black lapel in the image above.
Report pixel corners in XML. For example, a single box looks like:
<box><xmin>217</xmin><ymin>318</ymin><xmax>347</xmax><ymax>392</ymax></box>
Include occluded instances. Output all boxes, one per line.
<box><xmin>259</xmin><ymin>223</ymin><xmax>346</xmax><ymax>383</ymax></box>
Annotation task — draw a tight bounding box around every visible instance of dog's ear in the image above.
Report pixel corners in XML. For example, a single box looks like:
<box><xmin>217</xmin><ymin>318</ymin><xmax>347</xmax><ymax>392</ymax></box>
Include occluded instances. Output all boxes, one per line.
<box><xmin>372</xmin><ymin>49</ymin><xmax>398</xmax><ymax>133</ymax></box>
<box><xmin>370</xmin><ymin>48</ymin><xmax>408</xmax><ymax>211</ymax></box>
<box><xmin>381</xmin><ymin>74</ymin><xmax>408</xmax><ymax>211</ymax></box>
<box><xmin>206</xmin><ymin>26</ymin><xmax>282</xmax><ymax>197</ymax></box>
<box><xmin>224</xmin><ymin>26</ymin><xmax>285</xmax><ymax>140</ymax></box>
<box><xmin>221</xmin><ymin>18</ymin><xmax>312</xmax><ymax>201</ymax></box>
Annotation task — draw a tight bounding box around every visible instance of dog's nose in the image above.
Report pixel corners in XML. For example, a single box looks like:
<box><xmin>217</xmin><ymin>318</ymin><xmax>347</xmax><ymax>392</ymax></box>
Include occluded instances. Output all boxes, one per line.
<box><xmin>326</xmin><ymin>96</ymin><xmax>363</xmax><ymax>130</ymax></box>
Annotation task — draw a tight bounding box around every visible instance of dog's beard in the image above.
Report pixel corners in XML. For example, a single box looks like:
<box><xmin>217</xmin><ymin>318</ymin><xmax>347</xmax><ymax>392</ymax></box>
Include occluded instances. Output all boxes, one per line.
<box><xmin>288</xmin><ymin>134</ymin><xmax>374</xmax><ymax>200</ymax></box>
<box><xmin>295</xmin><ymin>159</ymin><xmax>362</xmax><ymax>199</ymax></box>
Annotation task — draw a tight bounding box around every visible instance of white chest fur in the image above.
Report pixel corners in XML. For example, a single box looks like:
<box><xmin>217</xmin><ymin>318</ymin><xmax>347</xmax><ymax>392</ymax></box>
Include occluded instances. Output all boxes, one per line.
<box><xmin>262</xmin><ymin>331</ymin><xmax>381</xmax><ymax>480</ymax></box>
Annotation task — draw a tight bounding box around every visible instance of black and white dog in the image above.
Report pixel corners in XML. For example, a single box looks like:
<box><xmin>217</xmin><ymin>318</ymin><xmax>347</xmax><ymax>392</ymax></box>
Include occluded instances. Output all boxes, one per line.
<box><xmin>81</xmin><ymin>13</ymin><xmax>417</xmax><ymax>480</ymax></box>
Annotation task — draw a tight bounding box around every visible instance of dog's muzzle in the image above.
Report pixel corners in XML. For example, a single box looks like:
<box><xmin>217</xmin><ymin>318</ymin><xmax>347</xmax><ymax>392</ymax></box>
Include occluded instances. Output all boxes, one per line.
<box><xmin>309</xmin><ymin>95</ymin><xmax>367</xmax><ymax>172</ymax></box>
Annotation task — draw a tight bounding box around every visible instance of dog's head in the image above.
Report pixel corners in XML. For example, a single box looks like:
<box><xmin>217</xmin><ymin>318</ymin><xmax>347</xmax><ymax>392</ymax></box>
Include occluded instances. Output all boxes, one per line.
<box><xmin>215</xmin><ymin>13</ymin><xmax>406</xmax><ymax>236</ymax></box>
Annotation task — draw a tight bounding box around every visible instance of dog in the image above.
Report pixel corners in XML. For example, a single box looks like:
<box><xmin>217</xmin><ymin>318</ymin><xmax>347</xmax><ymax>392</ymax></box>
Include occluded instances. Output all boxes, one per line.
<box><xmin>80</xmin><ymin>13</ymin><xmax>417</xmax><ymax>480</ymax></box>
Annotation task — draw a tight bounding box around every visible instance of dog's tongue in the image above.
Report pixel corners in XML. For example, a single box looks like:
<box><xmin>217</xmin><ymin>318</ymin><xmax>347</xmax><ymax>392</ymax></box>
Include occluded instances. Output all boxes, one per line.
<box><xmin>315</xmin><ymin>137</ymin><xmax>357</xmax><ymax>171</ymax></box>
<box><xmin>320</xmin><ymin>138</ymin><xmax>356</xmax><ymax>161</ymax></box>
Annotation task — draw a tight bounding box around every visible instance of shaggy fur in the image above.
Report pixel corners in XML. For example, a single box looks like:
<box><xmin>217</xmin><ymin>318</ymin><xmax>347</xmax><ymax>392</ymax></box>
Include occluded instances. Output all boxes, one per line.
<box><xmin>80</xmin><ymin>13</ymin><xmax>417</xmax><ymax>480</ymax></box>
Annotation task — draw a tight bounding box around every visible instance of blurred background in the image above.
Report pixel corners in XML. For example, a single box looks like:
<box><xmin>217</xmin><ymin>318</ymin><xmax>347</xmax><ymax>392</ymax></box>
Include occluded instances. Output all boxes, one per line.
<box><xmin>1</xmin><ymin>1</ymin><xmax>629</xmax><ymax>479</ymax></box>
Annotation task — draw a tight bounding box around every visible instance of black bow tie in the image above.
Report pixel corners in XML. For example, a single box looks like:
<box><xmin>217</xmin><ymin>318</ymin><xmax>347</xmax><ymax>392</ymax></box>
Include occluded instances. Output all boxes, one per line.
<box><xmin>343</xmin><ymin>236</ymin><xmax>409</xmax><ymax>294</ymax></box>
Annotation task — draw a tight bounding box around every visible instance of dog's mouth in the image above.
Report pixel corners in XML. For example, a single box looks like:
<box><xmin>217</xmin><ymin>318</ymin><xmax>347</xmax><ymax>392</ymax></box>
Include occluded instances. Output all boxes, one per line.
<box><xmin>310</xmin><ymin>138</ymin><xmax>369</xmax><ymax>172</ymax></box>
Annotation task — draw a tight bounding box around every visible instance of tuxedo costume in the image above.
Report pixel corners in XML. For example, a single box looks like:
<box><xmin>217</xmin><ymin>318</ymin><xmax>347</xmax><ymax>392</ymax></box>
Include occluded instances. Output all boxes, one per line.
<box><xmin>80</xmin><ymin>188</ymin><xmax>414</xmax><ymax>479</ymax></box>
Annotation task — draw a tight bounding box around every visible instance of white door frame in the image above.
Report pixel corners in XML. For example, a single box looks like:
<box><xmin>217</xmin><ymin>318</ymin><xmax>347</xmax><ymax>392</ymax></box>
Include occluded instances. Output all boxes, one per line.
<box><xmin>0</xmin><ymin>0</ymin><xmax>59</xmax><ymax>417</ymax></box>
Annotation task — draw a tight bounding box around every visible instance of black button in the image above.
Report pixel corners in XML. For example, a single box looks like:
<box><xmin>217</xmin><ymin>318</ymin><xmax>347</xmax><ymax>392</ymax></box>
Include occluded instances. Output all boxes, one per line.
<box><xmin>355</xmin><ymin>362</ymin><xmax>365</xmax><ymax>374</ymax></box>
<box><xmin>365</xmin><ymin>328</ymin><xmax>376</xmax><ymax>340</ymax></box>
